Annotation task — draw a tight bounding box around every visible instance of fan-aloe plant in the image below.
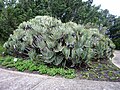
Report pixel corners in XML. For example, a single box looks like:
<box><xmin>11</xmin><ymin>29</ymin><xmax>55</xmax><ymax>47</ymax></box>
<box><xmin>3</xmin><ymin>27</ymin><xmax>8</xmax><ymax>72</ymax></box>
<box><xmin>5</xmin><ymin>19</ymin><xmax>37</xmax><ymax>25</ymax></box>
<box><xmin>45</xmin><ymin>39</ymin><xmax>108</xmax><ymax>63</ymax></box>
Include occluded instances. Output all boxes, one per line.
<box><xmin>4</xmin><ymin>16</ymin><xmax>115</xmax><ymax>67</ymax></box>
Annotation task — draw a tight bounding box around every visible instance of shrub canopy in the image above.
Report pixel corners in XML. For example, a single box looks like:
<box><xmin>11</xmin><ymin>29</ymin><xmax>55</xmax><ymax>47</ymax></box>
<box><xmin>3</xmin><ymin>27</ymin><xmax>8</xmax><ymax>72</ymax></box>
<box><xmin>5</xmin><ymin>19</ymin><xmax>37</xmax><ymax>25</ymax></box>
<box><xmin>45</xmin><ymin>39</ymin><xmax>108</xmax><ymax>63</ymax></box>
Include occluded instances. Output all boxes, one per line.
<box><xmin>4</xmin><ymin>16</ymin><xmax>115</xmax><ymax>67</ymax></box>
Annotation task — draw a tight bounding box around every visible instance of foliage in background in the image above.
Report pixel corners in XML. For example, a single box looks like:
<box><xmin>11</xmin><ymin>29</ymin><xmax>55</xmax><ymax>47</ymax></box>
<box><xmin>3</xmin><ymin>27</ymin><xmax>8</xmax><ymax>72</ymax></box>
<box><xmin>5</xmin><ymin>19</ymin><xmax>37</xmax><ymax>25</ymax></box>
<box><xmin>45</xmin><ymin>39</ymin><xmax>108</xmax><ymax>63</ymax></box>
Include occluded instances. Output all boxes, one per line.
<box><xmin>108</xmin><ymin>17</ymin><xmax>120</xmax><ymax>50</ymax></box>
<box><xmin>0</xmin><ymin>44</ymin><xmax>4</xmax><ymax>54</ymax></box>
<box><xmin>0</xmin><ymin>41</ymin><xmax>5</xmax><ymax>55</ymax></box>
<box><xmin>0</xmin><ymin>0</ymin><xmax>117</xmax><ymax>40</ymax></box>
<box><xmin>4</xmin><ymin>16</ymin><xmax>115</xmax><ymax>67</ymax></box>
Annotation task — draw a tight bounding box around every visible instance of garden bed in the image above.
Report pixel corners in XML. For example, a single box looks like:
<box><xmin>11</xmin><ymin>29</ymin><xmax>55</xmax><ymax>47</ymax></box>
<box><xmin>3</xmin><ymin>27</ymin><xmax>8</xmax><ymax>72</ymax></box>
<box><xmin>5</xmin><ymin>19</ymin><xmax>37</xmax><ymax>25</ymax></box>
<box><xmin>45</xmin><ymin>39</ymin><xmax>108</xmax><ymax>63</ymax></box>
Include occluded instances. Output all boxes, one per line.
<box><xmin>0</xmin><ymin>56</ymin><xmax>120</xmax><ymax>82</ymax></box>
<box><xmin>77</xmin><ymin>61</ymin><xmax>120</xmax><ymax>82</ymax></box>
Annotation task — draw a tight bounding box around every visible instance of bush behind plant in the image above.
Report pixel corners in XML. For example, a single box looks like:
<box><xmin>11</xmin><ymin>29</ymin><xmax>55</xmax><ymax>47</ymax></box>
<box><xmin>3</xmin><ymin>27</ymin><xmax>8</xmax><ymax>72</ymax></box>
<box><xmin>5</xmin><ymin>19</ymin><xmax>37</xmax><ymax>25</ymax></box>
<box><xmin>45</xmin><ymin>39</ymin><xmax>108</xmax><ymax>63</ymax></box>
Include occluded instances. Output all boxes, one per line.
<box><xmin>4</xmin><ymin>16</ymin><xmax>115</xmax><ymax>67</ymax></box>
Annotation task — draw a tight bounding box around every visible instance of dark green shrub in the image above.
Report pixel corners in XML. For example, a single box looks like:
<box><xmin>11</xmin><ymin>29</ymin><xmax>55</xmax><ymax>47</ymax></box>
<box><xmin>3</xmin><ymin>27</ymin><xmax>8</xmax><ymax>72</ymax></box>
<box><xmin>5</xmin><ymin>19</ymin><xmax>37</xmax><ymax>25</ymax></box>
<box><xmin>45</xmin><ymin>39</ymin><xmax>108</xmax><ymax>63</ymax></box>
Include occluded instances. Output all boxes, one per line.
<box><xmin>108</xmin><ymin>17</ymin><xmax>120</xmax><ymax>50</ymax></box>
<box><xmin>0</xmin><ymin>42</ymin><xmax>5</xmax><ymax>55</ymax></box>
<box><xmin>112</xmin><ymin>38</ymin><xmax>120</xmax><ymax>50</ymax></box>
<box><xmin>0</xmin><ymin>44</ymin><xmax>4</xmax><ymax>54</ymax></box>
<box><xmin>4</xmin><ymin>16</ymin><xmax>115</xmax><ymax>67</ymax></box>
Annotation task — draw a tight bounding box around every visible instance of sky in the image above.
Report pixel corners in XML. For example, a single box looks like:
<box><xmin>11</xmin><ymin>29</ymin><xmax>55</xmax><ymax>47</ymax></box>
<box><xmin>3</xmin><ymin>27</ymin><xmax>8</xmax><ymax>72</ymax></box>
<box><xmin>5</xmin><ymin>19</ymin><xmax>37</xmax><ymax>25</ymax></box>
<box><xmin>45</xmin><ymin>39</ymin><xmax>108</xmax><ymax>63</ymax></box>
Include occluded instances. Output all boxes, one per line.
<box><xmin>83</xmin><ymin>0</ymin><xmax>120</xmax><ymax>16</ymax></box>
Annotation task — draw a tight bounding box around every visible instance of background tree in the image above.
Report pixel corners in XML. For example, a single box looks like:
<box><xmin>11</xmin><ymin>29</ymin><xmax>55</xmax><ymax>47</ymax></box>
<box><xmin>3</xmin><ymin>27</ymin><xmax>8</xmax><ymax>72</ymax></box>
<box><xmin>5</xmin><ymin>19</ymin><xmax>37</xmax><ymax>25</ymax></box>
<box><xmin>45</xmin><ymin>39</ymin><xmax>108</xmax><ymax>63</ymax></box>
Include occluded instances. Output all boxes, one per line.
<box><xmin>0</xmin><ymin>0</ymin><xmax>119</xmax><ymax>49</ymax></box>
<box><xmin>108</xmin><ymin>17</ymin><xmax>120</xmax><ymax>49</ymax></box>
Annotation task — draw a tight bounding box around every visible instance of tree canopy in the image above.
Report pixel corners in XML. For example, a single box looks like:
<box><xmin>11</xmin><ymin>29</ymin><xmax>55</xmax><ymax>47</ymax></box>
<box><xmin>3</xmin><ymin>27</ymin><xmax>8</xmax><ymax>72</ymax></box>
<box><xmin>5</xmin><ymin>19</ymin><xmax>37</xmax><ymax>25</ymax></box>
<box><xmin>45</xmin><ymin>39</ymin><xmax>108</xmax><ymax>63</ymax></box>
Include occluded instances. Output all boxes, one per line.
<box><xmin>0</xmin><ymin>0</ymin><xmax>119</xmax><ymax>49</ymax></box>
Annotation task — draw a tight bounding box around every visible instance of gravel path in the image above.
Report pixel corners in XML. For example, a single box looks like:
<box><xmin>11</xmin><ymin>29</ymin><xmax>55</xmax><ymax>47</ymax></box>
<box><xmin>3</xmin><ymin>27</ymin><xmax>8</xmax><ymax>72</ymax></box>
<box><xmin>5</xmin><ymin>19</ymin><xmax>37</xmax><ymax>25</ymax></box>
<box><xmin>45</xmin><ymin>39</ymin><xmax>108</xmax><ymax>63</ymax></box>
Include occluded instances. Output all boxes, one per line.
<box><xmin>0</xmin><ymin>68</ymin><xmax>120</xmax><ymax>90</ymax></box>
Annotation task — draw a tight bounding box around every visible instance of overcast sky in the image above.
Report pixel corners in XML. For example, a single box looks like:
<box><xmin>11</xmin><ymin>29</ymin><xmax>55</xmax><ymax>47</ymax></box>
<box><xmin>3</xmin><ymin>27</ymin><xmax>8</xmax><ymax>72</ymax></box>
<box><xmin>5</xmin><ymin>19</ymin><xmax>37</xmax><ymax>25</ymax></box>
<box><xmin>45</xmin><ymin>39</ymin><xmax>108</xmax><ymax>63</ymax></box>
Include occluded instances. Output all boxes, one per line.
<box><xmin>83</xmin><ymin>0</ymin><xmax>120</xmax><ymax>16</ymax></box>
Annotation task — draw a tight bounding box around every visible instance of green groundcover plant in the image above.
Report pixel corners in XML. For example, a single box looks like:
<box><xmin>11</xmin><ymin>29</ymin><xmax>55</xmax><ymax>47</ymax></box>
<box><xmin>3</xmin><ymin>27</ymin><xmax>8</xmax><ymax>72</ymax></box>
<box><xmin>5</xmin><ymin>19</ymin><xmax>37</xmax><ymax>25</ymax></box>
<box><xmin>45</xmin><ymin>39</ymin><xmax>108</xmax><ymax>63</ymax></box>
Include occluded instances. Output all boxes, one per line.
<box><xmin>0</xmin><ymin>56</ymin><xmax>76</xmax><ymax>79</ymax></box>
<box><xmin>4</xmin><ymin>16</ymin><xmax>115</xmax><ymax>67</ymax></box>
<box><xmin>0</xmin><ymin>55</ymin><xmax>120</xmax><ymax>81</ymax></box>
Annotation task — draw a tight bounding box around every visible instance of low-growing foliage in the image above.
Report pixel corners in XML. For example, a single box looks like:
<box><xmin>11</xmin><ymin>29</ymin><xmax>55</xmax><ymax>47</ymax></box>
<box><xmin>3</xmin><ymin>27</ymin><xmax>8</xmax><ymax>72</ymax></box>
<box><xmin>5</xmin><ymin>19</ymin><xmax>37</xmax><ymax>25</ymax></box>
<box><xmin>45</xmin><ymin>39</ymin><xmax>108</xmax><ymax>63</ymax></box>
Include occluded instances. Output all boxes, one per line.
<box><xmin>79</xmin><ymin>61</ymin><xmax>120</xmax><ymax>81</ymax></box>
<box><xmin>4</xmin><ymin>16</ymin><xmax>115</xmax><ymax>67</ymax></box>
<box><xmin>0</xmin><ymin>56</ymin><xmax>120</xmax><ymax>81</ymax></box>
<box><xmin>0</xmin><ymin>56</ymin><xmax>76</xmax><ymax>78</ymax></box>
